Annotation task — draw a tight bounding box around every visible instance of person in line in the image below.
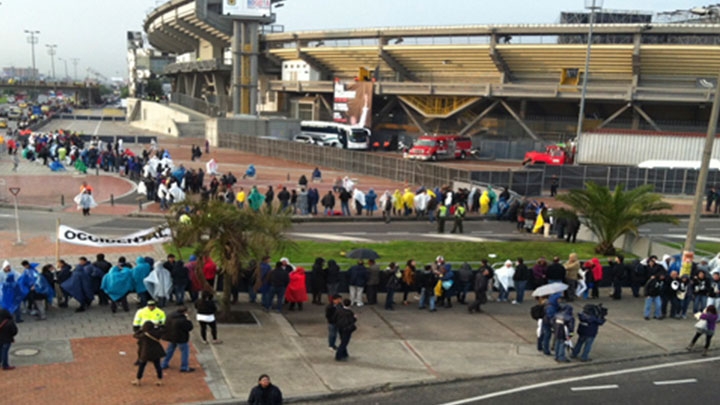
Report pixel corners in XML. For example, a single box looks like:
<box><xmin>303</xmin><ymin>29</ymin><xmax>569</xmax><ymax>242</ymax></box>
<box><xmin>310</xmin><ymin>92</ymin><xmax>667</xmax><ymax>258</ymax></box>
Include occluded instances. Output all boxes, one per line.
<box><xmin>348</xmin><ymin>260</ymin><xmax>368</xmax><ymax>307</ymax></box>
<box><xmin>267</xmin><ymin>262</ymin><xmax>289</xmax><ymax>313</ymax></box>
<box><xmin>687</xmin><ymin>305</ymin><xmax>718</xmax><ymax>357</ymax></box>
<box><xmin>310</xmin><ymin>258</ymin><xmax>326</xmax><ymax>305</ymax></box>
<box><xmin>196</xmin><ymin>291</ymin><xmax>222</xmax><ymax>344</ymax></box>
<box><xmin>132</xmin><ymin>256</ymin><xmax>152</xmax><ymax>308</ymax></box>
<box><xmin>325</xmin><ymin>294</ymin><xmax>342</xmax><ymax>351</ymax></box>
<box><xmin>644</xmin><ymin>272</ymin><xmax>665</xmax><ymax>320</ymax></box>
<box><xmin>0</xmin><ymin>309</ymin><xmax>18</xmax><ymax>370</ymax></box>
<box><xmin>384</xmin><ymin>263</ymin><xmax>401</xmax><ymax>311</ymax></box>
<box><xmin>334</xmin><ymin>299</ymin><xmax>357</xmax><ymax>362</ymax></box>
<box><xmin>468</xmin><ymin>266</ymin><xmax>490</xmax><ymax>314</ymax></box>
<box><xmin>418</xmin><ymin>265</ymin><xmax>438</xmax><ymax>312</ymax></box>
<box><xmin>248</xmin><ymin>374</ymin><xmax>283</xmax><ymax>405</ymax></box>
<box><xmin>563</xmin><ymin>254</ymin><xmax>580</xmax><ymax>302</ymax></box>
<box><xmin>610</xmin><ymin>255</ymin><xmax>629</xmax><ymax>300</ymax></box>
<box><xmin>402</xmin><ymin>260</ymin><xmax>416</xmax><ymax>306</ymax></box>
<box><xmin>132</xmin><ymin>321</ymin><xmax>165</xmax><ymax>386</ymax></box>
<box><xmin>365</xmin><ymin>259</ymin><xmax>381</xmax><ymax>305</ymax></box>
<box><xmin>161</xmin><ymin>307</ymin><xmax>195</xmax><ymax>372</ymax></box>
<box><xmin>163</xmin><ymin>254</ymin><xmax>188</xmax><ymax>306</ymax></box>
<box><xmin>512</xmin><ymin>258</ymin><xmax>530</xmax><ymax>304</ymax></box>
<box><xmin>101</xmin><ymin>265</ymin><xmax>133</xmax><ymax>313</ymax></box>
<box><xmin>285</xmin><ymin>266</ymin><xmax>308</xmax><ymax>311</ymax></box>
<box><xmin>325</xmin><ymin>259</ymin><xmax>340</xmax><ymax>299</ymax></box>
<box><xmin>692</xmin><ymin>271</ymin><xmax>710</xmax><ymax>314</ymax></box>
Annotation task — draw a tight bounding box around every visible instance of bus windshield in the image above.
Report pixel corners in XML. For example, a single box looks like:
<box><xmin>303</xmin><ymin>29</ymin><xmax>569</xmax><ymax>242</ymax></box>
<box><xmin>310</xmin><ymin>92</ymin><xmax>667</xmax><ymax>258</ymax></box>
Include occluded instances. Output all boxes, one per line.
<box><xmin>415</xmin><ymin>139</ymin><xmax>437</xmax><ymax>147</ymax></box>
<box><xmin>350</xmin><ymin>128</ymin><xmax>367</xmax><ymax>143</ymax></box>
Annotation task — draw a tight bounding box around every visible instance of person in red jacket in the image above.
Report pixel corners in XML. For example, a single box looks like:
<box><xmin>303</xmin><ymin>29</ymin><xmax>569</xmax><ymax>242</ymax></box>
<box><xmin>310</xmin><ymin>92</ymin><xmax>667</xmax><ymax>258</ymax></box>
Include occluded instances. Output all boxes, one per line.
<box><xmin>203</xmin><ymin>257</ymin><xmax>218</xmax><ymax>289</ymax></box>
<box><xmin>285</xmin><ymin>266</ymin><xmax>308</xmax><ymax>311</ymax></box>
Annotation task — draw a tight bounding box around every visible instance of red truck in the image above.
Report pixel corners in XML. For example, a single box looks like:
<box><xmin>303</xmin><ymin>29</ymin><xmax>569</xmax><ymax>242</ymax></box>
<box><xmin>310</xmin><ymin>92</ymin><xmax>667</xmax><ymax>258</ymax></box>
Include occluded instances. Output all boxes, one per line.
<box><xmin>522</xmin><ymin>145</ymin><xmax>572</xmax><ymax>166</ymax></box>
<box><xmin>406</xmin><ymin>135</ymin><xmax>473</xmax><ymax>161</ymax></box>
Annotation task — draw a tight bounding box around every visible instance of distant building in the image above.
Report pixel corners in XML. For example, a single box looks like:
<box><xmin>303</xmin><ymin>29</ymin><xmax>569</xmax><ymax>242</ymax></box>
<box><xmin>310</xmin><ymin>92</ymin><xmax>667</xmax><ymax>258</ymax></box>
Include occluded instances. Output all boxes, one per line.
<box><xmin>2</xmin><ymin>67</ymin><xmax>40</xmax><ymax>80</ymax></box>
<box><xmin>126</xmin><ymin>31</ymin><xmax>174</xmax><ymax>97</ymax></box>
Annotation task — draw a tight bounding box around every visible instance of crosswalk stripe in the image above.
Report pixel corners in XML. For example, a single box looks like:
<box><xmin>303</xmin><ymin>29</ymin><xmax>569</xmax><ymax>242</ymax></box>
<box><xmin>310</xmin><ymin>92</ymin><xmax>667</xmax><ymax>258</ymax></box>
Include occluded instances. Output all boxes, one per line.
<box><xmin>421</xmin><ymin>233</ymin><xmax>489</xmax><ymax>242</ymax></box>
<box><xmin>290</xmin><ymin>232</ymin><xmax>374</xmax><ymax>243</ymax></box>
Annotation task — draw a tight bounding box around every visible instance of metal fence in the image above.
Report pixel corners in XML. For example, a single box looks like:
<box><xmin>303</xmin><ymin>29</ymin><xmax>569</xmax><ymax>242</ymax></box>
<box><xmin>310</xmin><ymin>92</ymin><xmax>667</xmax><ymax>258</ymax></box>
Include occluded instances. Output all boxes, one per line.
<box><xmin>537</xmin><ymin>165</ymin><xmax>720</xmax><ymax>195</ymax></box>
<box><xmin>218</xmin><ymin>133</ymin><xmax>478</xmax><ymax>188</ymax></box>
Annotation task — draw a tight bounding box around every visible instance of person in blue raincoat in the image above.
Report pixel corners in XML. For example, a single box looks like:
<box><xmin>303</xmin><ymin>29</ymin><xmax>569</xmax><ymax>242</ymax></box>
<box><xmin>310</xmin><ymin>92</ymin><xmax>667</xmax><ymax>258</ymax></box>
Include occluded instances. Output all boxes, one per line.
<box><xmin>365</xmin><ymin>189</ymin><xmax>378</xmax><ymax>216</ymax></box>
<box><xmin>1</xmin><ymin>273</ymin><xmax>23</xmax><ymax>323</ymax></box>
<box><xmin>17</xmin><ymin>261</ymin><xmax>55</xmax><ymax>320</ymax></box>
<box><xmin>101</xmin><ymin>266</ymin><xmax>134</xmax><ymax>313</ymax></box>
<box><xmin>133</xmin><ymin>257</ymin><xmax>152</xmax><ymax>307</ymax></box>
<box><xmin>60</xmin><ymin>258</ymin><xmax>95</xmax><ymax>313</ymax></box>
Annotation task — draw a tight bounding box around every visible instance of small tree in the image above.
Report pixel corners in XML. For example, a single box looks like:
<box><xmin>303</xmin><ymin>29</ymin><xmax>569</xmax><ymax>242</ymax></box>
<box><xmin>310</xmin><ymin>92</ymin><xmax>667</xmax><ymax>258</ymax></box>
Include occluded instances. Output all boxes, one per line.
<box><xmin>555</xmin><ymin>182</ymin><xmax>678</xmax><ymax>255</ymax></box>
<box><xmin>167</xmin><ymin>200</ymin><xmax>292</xmax><ymax>315</ymax></box>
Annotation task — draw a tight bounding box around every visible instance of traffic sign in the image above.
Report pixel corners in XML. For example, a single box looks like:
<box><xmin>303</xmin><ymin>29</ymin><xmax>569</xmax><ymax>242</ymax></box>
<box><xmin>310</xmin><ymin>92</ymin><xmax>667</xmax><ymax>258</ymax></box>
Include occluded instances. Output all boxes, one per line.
<box><xmin>8</xmin><ymin>187</ymin><xmax>20</xmax><ymax>196</ymax></box>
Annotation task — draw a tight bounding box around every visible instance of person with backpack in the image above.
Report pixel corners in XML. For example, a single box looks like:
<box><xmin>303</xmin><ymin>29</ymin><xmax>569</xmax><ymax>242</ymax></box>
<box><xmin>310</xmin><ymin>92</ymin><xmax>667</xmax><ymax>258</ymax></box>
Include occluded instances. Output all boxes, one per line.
<box><xmin>333</xmin><ymin>299</ymin><xmax>357</xmax><ymax>361</ymax></box>
<box><xmin>530</xmin><ymin>297</ymin><xmax>546</xmax><ymax>352</ymax></box>
<box><xmin>540</xmin><ymin>293</ymin><xmax>562</xmax><ymax>356</ymax></box>
<box><xmin>571</xmin><ymin>304</ymin><xmax>607</xmax><ymax>362</ymax></box>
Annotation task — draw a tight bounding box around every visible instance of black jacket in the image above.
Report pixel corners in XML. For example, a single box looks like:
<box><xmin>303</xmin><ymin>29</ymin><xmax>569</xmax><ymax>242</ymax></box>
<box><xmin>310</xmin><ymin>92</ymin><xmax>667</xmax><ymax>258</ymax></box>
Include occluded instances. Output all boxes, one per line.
<box><xmin>546</xmin><ymin>263</ymin><xmax>566</xmax><ymax>281</ymax></box>
<box><xmin>196</xmin><ymin>299</ymin><xmax>217</xmax><ymax>316</ymax></box>
<box><xmin>645</xmin><ymin>277</ymin><xmax>664</xmax><ymax>297</ymax></box>
<box><xmin>269</xmin><ymin>268</ymin><xmax>290</xmax><ymax>288</ymax></box>
<box><xmin>325</xmin><ymin>261</ymin><xmax>340</xmax><ymax>284</ymax></box>
<box><xmin>163</xmin><ymin>311</ymin><xmax>194</xmax><ymax>343</ymax></box>
<box><xmin>334</xmin><ymin>307</ymin><xmax>357</xmax><ymax>333</ymax></box>
<box><xmin>325</xmin><ymin>303</ymin><xmax>340</xmax><ymax>324</ymax></box>
<box><xmin>165</xmin><ymin>260</ymin><xmax>188</xmax><ymax>286</ymax></box>
<box><xmin>321</xmin><ymin>193</ymin><xmax>335</xmax><ymax>208</ymax></box>
<box><xmin>0</xmin><ymin>310</ymin><xmax>18</xmax><ymax>344</ymax></box>
<box><xmin>248</xmin><ymin>383</ymin><xmax>283</xmax><ymax>405</ymax></box>
<box><xmin>93</xmin><ymin>259</ymin><xmax>112</xmax><ymax>275</ymax></box>
<box><xmin>513</xmin><ymin>264</ymin><xmax>531</xmax><ymax>282</ymax></box>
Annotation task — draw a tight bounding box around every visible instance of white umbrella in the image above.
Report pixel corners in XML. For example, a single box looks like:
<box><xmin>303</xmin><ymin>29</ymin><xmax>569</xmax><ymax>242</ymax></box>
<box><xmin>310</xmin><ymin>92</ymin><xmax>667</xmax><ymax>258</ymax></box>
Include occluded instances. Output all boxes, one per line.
<box><xmin>532</xmin><ymin>282</ymin><xmax>568</xmax><ymax>297</ymax></box>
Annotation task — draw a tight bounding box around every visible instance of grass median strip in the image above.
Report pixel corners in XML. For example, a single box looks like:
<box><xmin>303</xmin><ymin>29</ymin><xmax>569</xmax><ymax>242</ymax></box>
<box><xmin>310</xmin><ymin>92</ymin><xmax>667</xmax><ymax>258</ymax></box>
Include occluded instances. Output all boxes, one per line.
<box><xmin>167</xmin><ymin>240</ymin><xmax>610</xmax><ymax>267</ymax></box>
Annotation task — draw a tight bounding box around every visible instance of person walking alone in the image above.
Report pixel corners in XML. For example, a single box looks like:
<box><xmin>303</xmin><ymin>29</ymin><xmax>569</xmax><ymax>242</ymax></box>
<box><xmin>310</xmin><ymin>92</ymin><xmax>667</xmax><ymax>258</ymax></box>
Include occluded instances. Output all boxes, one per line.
<box><xmin>132</xmin><ymin>321</ymin><xmax>165</xmax><ymax>386</ymax></box>
<box><xmin>196</xmin><ymin>291</ymin><xmax>222</xmax><ymax>344</ymax></box>
<box><xmin>687</xmin><ymin>305</ymin><xmax>718</xmax><ymax>357</ymax></box>
<box><xmin>334</xmin><ymin>299</ymin><xmax>357</xmax><ymax>361</ymax></box>
<box><xmin>0</xmin><ymin>309</ymin><xmax>18</xmax><ymax>370</ymax></box>
<box><xmin>161</xmin><ymin>307</ymin><xmax>195</xmax><ymax>373</ymax></box>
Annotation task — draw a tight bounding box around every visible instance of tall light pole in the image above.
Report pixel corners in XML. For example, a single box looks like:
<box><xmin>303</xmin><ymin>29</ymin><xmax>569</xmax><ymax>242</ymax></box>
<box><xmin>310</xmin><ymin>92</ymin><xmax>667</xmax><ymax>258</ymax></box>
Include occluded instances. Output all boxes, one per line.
<box><xmin>46</xmin><ymin>44</ymin><xmax>57</xmax><ymax>81</ymax></box>
<box><xmin>682</xmin><ymin>73</ymin><xmax>720</xmax><ymax>276</ymax></box>
<box><xmin>58</xmin><ymin>57</ymin><xmax>69</xmax><ymax>81</ymax></box>
<box><xmin>71</xmin><ymin>58</ymin><xmax>79</xmax><ymax>81</ymax></box>
<box><xmin>575</xmin><ymin>0</ymin><xmax>603</xmax><ymax>141</ymax></box>
<box><xmin>24</xmin><ymin>30</ymin><xmax>40</xmax><ymax>81</ymax></box>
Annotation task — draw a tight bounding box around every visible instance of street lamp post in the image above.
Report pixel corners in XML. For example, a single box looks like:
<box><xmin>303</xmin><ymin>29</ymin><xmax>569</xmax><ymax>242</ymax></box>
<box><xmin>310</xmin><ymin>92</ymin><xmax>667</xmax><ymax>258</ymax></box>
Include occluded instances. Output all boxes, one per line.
<box><xmin>71</xmin><ymin>58</ymin><xmax>79</xmax><ymax>81</ymax></box>
<box><xmin>46</xmin><ymin>44</ymin><xmax>57</xmax><ymax>80</ymax></box>
<box><xmin>58</xmin><ymin>57</ymin><xmax>69</xmax><ymax>81</ymax></box>
<box><xmin>682</xmin><ymin>72</ymin><xmax>720</xmax><ymax>276</ymax></box>
<box><xmin>575</xmin><ymin>0</ymin><xmax>603</xmax><ymax>141</ymax></box>
<box><xmin>24</xmin><ymin>30</ymin><xmax>40</xmax><ymax>81</ymax></box>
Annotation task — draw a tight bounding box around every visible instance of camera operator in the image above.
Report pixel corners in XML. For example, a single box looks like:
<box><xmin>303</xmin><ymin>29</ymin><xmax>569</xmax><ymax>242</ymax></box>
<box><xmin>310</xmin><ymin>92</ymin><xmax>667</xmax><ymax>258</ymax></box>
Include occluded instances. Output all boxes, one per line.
<box><xmin>570</xmin><ymin>304</ymin><xmax>607</xmax><ymax>362</ymax></box>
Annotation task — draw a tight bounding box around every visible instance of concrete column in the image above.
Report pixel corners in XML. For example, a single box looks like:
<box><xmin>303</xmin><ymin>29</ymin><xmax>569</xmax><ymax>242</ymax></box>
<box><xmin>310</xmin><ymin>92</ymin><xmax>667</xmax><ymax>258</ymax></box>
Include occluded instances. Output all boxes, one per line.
<box><xmin>232</xmin><ymin>20</ymin><xmax>242</xmax><ymax>115</ymax></box>
<box><xmin>249</xmin><ymin>22</ymin><xmax>259</xmax><ymax>116</ymax></box>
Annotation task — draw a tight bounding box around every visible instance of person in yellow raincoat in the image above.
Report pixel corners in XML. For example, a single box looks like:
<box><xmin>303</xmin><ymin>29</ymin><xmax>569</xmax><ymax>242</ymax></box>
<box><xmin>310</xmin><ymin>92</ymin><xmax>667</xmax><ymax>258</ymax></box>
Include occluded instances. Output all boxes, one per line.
<box><xmin>402</xmin><ymin>188</ymin><xmax>415</xmax><ymax>216</ymax></box>
<box><xmin>480</xmin><ymin>190</ymin><xmax>491</xmax><ymax>215</ymax></box>
<box><xmin>392</xmin><ymin>190</ymin><xmax>403</xmax><ymax>216</ymax></box>
<box><xmin>533</xmin><ymin>206</ymin><xmax>546</xmax><ymax>234</ymax></box>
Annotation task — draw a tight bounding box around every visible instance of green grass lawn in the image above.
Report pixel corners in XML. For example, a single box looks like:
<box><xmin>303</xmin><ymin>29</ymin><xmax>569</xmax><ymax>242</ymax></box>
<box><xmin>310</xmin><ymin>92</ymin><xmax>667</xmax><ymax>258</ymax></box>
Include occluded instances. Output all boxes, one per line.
<box><xmin>166</xmin><ymin>240</ymin><xmax>614</xmax><ymax>268</ymax></box>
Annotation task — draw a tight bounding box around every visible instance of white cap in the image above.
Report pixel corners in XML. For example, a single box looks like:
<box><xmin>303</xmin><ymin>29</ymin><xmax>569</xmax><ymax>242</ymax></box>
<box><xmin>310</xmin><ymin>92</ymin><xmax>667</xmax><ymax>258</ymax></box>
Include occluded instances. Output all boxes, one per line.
<box><xmin>2</xmin><ymin>260</ymin><xmax>9</xmax><ymax>269</ymax></box>
<box><xmin>436</xmin><ymin>256</ymin><xmax>444</xmax><ymax>263</ymax></box>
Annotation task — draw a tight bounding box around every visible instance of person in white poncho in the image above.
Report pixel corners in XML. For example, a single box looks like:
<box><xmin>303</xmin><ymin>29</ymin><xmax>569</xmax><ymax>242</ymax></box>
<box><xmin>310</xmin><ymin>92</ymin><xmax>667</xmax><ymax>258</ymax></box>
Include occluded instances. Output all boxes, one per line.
<box><xmin>496</xmin><ymin>260</ymin><xmax>515</xmax><ymax>302</ymax></box>
<box><xmin>144</xmin><ymin>262</ymin><xmax>173</xmax><ymax>308</ymax></box>
<box><xmin>352</xmin><ymin>188</ymin><xmax>366</xmax><ymax>216</ymax></box>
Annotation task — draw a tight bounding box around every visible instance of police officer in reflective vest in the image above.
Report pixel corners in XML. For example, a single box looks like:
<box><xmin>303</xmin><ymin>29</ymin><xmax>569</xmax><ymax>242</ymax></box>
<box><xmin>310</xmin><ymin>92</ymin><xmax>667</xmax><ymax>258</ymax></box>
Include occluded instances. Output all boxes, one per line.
<box><xmin>450</xmin><ymin>203</ymin><xmax>466</xmax><ymax>234</ymax></box>
<box><xmin>437</xmin><ymin>205</ymin><xmax>448</xmax><ymax>234</ymax></box>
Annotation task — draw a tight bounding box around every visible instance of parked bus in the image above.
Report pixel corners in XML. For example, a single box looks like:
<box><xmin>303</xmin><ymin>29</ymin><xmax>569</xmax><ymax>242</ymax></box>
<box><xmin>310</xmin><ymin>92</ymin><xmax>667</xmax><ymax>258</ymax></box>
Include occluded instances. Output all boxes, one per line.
<box><xmin>300</xmin><ymin>121</ymin><xmax>370</xmax><ymax>150</ymax></box>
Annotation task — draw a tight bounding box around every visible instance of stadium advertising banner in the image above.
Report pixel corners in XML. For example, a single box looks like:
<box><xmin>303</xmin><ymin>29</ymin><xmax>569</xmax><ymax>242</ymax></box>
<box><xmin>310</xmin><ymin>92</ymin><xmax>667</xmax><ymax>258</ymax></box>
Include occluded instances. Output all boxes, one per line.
<box><xmin>333</xmin><ymin>80</ymin><xmax>373</xmax><ymax>128</ymax></box>
<box><xmin>223</xmin><ymin>0</ymin><xmax>272</xmax><ymax>17</ymax></box>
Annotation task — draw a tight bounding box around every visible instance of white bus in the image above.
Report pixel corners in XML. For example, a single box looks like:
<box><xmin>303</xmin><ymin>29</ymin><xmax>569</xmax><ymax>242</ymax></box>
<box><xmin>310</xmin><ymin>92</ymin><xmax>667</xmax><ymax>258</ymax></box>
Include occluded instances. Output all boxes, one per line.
<box><xmin>300</xmin><ymin>121</ymin><xmax>370</xmax><ymax>150</ymax></box>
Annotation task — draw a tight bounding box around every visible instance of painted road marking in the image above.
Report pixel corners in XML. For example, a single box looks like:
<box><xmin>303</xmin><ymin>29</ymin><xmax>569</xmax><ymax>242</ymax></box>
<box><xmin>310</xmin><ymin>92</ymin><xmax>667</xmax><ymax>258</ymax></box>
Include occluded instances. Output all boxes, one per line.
<box><xmin>570</xmin><ymin>385</ymin><xmax>619</xmax><ymax>392</ymax></box>
<box><xmin>438</xmin><ymin>356</ymin><xmax>720</xmax><ymax>405</ymax></box>
<box><xmin>342</xmin><ymin>232</ymin><xmax>368</xmax><ymax>235</ymax></box>
<box><xmin>423</xmin><ymin>233</ymin><xmax>489</xmax><ymax>242</ymax></box>
<box><xmin>290</xmin><ymin>232</ymin><xmax>373</xmax><ymax>243</ymax></box>
<box><xmin>666</xmin><ymin>234</ymin><xmax>720</xmax><ymax>243</ymax></box>
<box><xmin>704</xmin><ymin>228</ymin><xmax>720</xmax><ymax>231</ymax></box>
<box><xmin>668</xmin><ymin>228</ymin><xmax>688</xmax><ymax>232</ymax></box>
<box><xmin>653</xmin><ymin>378</ymin><xmax>697</xmax><ymax>386</ymax></box>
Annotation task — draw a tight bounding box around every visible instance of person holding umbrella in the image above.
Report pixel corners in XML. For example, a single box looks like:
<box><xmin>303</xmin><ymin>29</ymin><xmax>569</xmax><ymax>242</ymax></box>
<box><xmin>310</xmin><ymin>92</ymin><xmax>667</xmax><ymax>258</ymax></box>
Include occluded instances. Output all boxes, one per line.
<box><xmin>348</xmin><ymin>260</ymin><xmax>368</xmax><ymax>307</ymax></box>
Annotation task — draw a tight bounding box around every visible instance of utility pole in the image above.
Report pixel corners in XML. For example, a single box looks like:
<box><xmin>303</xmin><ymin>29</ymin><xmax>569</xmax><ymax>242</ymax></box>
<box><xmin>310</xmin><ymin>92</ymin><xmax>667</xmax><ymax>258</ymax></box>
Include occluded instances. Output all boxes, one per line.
<box><xmin>71</xmin><ymin>58</ymin><xmax>79</xmax><ymax>81</ymax></box>
<box><xmin>575</xmin><ymin>0</ymin><xmax>603</xmax><ymax>141</ymax></box>
<box><xmin>46</xmin><ymin>44</ymin><xmax>57</xmax><ymax>80</ymax></box>
<box><xmin>683</xmin><ymin>72</ymin><xmax>720</xmax><ymax>276</ymax></box>
<box><xmin>24</xmin><ymin>30</ymin><xmax>40</xmax><ymax>81</ymax></box>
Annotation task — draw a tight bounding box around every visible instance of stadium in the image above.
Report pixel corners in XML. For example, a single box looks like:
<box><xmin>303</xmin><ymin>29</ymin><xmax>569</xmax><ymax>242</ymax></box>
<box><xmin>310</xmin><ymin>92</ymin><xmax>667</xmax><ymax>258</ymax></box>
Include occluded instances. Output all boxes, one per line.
<box><xmin>142</xmin><ymin>0</ymin><xmax>720</xmax><ymax>154</ymax></box>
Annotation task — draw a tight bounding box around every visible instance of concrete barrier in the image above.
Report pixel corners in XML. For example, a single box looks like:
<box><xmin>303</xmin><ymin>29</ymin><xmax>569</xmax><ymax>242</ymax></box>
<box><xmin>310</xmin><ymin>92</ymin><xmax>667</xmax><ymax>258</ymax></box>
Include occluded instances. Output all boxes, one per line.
<box><xmin>125</xmin><ymin>98</ymin><xmax>188</xmax><ymax>137</ymax></box>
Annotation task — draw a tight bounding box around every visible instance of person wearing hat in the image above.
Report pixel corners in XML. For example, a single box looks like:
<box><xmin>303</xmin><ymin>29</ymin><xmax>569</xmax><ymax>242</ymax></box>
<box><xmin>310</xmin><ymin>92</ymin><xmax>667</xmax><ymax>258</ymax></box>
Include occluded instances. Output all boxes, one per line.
<box><xmin>132</xmin><ymin>300</ymin><xmax>166</xmax><ymax>332</ymax></box>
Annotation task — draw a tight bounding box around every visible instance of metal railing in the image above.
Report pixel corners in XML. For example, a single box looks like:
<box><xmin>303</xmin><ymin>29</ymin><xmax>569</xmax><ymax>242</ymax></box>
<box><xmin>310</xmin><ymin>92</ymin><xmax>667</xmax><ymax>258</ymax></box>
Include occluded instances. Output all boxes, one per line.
<box><xmin>170</xmin><ymin>92</ymin><xmax>226</xmax><ymax>117</ymax></box>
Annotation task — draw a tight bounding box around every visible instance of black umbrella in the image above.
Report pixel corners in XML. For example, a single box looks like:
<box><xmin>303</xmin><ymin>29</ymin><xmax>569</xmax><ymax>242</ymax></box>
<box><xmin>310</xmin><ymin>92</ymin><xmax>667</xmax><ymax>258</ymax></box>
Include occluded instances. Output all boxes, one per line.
<box><xmin>346</xmin><ymin>248</ymin><xmax>380</xmax><ymax>260</ymax></box>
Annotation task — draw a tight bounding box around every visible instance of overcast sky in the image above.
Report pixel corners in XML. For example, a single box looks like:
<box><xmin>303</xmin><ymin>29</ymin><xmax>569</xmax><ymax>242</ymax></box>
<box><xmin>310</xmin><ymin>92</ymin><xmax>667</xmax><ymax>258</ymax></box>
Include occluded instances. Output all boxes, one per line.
<box><xmin>0</xmin><ymin>0</ymin><xmax>705</xmax><ymax>80</ymax></box>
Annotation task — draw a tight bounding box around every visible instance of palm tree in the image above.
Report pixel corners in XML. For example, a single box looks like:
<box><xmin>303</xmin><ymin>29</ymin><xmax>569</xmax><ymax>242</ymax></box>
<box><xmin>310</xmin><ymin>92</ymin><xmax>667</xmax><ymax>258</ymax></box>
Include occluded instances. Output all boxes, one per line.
<box><xmin>167</xmin><ymin>199</ymin><xmax>293</xmax><ymax>316</ymax></box>
<box><xmin>555</xmin><ymin>182</ymin><xmax>678</xmax><ymax>255</ymax></box>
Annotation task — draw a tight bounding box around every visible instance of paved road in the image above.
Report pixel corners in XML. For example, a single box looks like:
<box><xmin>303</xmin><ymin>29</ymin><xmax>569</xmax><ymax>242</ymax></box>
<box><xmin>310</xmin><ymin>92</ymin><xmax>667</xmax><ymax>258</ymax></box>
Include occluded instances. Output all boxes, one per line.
<box><xmin>2</xmin><ymin>207</ymin><xmax>720</xmax><ymax>245</ymax></box>
<box><xmin>294</xmin><ymin>354</ymin><xmax>720</xmax><ymax>405</ymax></box>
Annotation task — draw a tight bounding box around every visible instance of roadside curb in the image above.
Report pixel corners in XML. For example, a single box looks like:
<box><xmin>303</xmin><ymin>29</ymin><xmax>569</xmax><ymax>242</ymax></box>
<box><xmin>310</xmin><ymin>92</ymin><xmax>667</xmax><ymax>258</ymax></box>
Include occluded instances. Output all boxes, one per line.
<box><xmin>188</xmin><ymin>347</ymin><xmax>712</xmax><ymax>404</ymax></box>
